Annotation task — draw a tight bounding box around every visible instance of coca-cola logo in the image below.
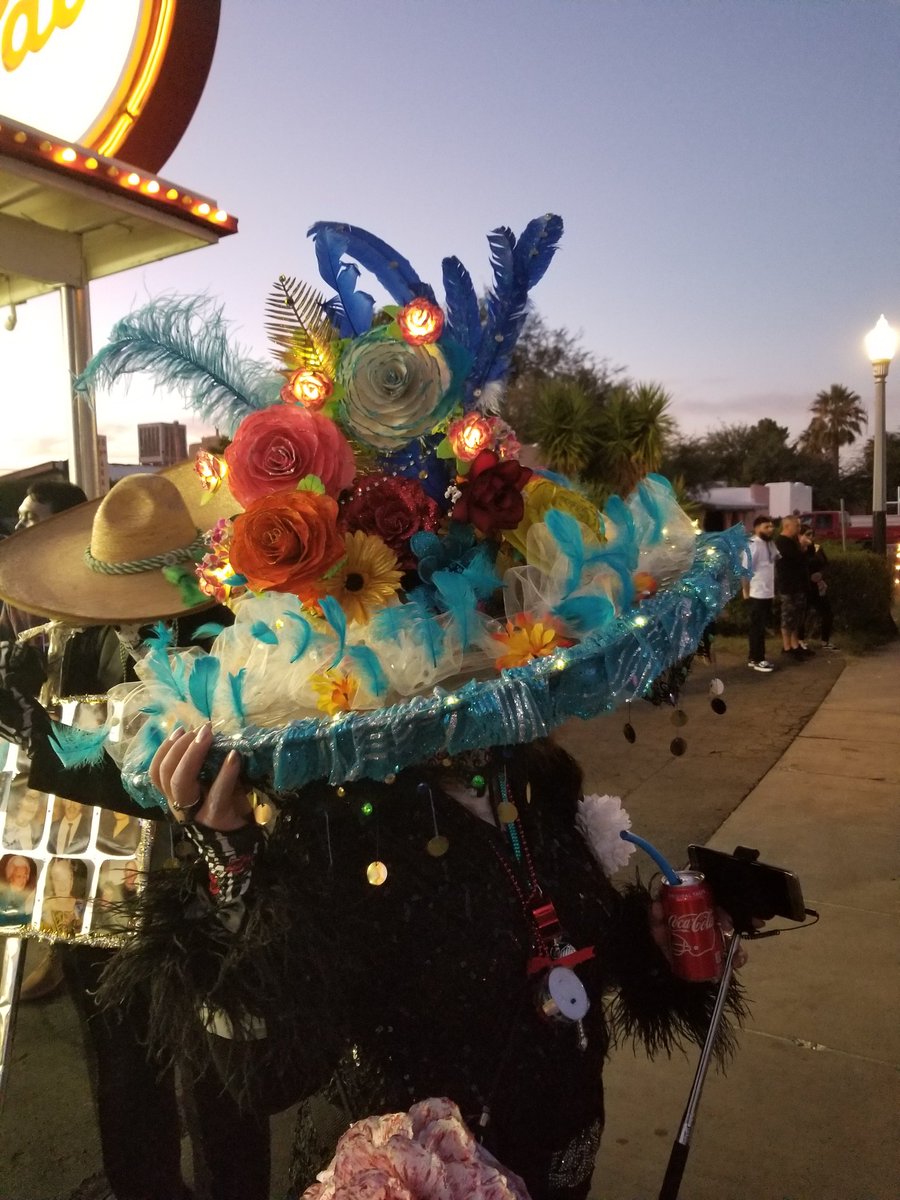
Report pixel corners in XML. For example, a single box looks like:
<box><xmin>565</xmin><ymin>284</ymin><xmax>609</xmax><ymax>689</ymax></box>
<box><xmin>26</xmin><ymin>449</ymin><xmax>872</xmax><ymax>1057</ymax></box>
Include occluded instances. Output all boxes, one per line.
<box><xmin>669</xmin><ymin>932</ymin><xmax>717</xmax><ymax>958</ymax></box>
<box><xmin>669</xmin><ymin>909</ymin><xmax>715</xmax><ymax>933</ymax></box>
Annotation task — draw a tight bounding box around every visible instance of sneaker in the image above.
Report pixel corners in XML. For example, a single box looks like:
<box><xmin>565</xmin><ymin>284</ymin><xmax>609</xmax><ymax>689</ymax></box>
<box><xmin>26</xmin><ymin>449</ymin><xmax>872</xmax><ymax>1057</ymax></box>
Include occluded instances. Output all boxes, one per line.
<box><xmin>748</xmin><ymin>660</ymin><xmax>775</xmax><ymax>672</ymax></box>
<box><xmin>781</xmin><ymin>648</ymin><xmax>806</xmax><ymax>662</ymax></box>
<box><xmin>822</xmin><ymin>641</ymin><xmax>839</xmax><ymax>651</ymax></box>
<box><xmin>798</xmin><ymin>640</ymin><xmax>810</xmax><ymax>650</ymax></box>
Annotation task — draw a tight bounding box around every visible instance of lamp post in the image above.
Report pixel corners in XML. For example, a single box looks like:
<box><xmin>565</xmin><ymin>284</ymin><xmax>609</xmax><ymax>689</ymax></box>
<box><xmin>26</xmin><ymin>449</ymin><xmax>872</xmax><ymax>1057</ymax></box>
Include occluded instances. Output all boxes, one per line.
<box><xmin>864</xmin><ymin>315</ymin><xmax>897</xmax><ymax>556</ymax></box>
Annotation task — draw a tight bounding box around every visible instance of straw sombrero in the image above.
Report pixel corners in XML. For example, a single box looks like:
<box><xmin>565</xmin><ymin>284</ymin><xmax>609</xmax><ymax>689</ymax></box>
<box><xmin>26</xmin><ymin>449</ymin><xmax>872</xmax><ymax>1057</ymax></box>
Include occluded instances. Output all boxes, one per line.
<box><xmin>60</xmin><ymin>216</ymin><xmax>746</xmax><ymax>806</ymax></box>
<box><xmin>0</xmin><ymin>465</ymin><xmax>240</xmax><ymax>625</ymax></box>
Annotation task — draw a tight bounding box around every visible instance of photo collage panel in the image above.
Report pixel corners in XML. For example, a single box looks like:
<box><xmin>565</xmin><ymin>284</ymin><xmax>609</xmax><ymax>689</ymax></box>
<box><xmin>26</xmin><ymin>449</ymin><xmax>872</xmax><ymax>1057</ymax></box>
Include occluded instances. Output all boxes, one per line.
<box><xmin>0</xmin><ymin>739</ymin><xmax>149</xmax><ymax>942</ymax></box>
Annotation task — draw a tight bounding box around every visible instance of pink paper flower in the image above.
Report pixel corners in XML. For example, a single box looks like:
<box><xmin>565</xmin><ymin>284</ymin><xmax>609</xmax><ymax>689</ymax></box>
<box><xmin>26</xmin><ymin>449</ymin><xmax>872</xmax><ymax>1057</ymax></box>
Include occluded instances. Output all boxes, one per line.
<box><xmin>224</xmin><ymin>406</ymin><xmax>355</xmax><ymax>506</ymax></box>
<box><xmin>301</xmin><ymin>1098</ymin><xmax>531</xmax><ymax>1200</ymax></box>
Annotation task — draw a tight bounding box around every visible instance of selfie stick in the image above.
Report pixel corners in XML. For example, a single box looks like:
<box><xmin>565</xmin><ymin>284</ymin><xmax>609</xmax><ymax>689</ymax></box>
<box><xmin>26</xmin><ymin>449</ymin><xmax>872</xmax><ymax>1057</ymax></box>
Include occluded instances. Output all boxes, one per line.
<box><xmin>657</xmin><ymin>927</ymin><xmax>745</xmax><ymax>1200</ymax></box>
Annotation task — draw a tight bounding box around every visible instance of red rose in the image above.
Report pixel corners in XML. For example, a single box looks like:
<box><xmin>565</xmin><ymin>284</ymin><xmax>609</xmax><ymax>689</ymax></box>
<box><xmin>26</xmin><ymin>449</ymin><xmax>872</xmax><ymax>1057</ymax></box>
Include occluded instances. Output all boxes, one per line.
<box><xmin>341</xmin><ymin>474</ymin><xmax>440</xmax><ymax>570</ymax></box>
<box><xmin>452</xmin><ymin>450</ymin><xmax>532</xmax><ymax>535</ymax></box>
<box><xmin>224</xmin><ymin>406</ymin><xmax>355</xmax><ymax>507</ymax></box>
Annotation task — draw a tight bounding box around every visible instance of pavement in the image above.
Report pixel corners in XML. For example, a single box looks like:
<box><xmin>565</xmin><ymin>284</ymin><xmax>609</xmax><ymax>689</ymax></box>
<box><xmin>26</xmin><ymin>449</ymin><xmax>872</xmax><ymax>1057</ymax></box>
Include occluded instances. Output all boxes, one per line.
<box><xmin>592</xmin><ymin>641</ymin><xmax>900</xmax><ymax>1200</ymax></box>
<box><xmin>0</xmin><ymin>639</ymin><xmax>897</xmax><ymax>1199</ymax></box>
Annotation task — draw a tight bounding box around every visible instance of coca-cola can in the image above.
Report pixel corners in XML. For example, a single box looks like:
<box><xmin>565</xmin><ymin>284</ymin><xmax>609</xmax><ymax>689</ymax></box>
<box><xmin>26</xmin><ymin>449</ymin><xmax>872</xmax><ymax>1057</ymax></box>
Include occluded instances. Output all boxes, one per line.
<box><xmin>660</xmin><ymin>871</ymin><xmax>724</xmax><ymax>982</ymax></box>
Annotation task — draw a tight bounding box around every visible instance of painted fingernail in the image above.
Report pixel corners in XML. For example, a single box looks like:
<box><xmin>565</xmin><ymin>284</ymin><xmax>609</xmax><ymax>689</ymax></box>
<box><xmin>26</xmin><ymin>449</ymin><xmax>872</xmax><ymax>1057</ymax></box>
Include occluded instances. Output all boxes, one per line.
<box><xmin>194</xmin><ymin>724</ymin><xmax>212</xmax><ymax>744</ymax></box>
<box><xmin>226</xmin><ymin>750</ymin><xmax>240</xmax><ymax>764</ymax></box>
<box><xmin>167</xmin><ymin>727</ymin><xmax>186</xmax><ymax>743</ymax></box>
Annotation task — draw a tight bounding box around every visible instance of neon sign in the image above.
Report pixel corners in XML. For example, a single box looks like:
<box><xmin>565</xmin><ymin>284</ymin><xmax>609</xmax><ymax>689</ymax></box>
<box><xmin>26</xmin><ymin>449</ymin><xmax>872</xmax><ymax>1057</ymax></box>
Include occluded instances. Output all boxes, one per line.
<box><xmin>0</xmin><ymin>0</ymin><xmax>220</xmax><ymax>172</ymax></box>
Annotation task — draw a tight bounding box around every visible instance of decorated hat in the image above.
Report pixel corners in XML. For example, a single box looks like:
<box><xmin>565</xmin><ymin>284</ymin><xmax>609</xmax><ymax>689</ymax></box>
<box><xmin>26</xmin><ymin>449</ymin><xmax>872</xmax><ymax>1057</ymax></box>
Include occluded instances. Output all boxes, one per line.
<box><xmin>70</xmin><ymin>216</ymin><xmax>746</xmax><ymax>806</ymax></box>
<box><xmin>0</xmin><ymin>465</ymin><xmax>240</xmax><ymax>625</ymax></box>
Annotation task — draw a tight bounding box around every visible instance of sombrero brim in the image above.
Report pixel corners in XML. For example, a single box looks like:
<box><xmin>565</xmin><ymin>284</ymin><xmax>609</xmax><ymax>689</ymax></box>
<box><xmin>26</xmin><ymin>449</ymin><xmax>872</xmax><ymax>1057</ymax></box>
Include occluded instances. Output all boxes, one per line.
<box><xmin>0</xmin><ymin>464</ymin><xmax>241</xmax><ymax>626</ymax></box>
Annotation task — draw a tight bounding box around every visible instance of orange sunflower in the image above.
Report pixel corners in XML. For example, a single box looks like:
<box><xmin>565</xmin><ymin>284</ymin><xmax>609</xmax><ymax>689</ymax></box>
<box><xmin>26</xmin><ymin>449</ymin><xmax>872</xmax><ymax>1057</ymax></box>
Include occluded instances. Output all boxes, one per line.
<box><xmin>492</xmin><ymin>613</ymin><xmax>572</xmax><ymax>670</ymax></box>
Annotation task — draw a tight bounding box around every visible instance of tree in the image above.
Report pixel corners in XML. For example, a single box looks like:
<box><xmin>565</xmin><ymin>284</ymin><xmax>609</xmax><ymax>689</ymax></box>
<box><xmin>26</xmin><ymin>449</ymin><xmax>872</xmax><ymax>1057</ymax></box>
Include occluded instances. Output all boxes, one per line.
<box><xmin>503</xmin><ymin>310</ymin><xmax>622</xmax><ymax>440</ymax></box>
<box><xmin>798</xmin><ymin>384</ymin><xmax>867</xmax><ymax>477</ymax></box>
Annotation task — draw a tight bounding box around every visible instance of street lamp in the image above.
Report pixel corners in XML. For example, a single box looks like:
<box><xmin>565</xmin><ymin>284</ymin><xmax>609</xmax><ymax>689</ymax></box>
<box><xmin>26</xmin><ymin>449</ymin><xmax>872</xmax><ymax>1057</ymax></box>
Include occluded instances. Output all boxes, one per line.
<box><xmin>864</xmin><ymin>314</ymin><xmax>897</xmax><ymax>556</ymax></box>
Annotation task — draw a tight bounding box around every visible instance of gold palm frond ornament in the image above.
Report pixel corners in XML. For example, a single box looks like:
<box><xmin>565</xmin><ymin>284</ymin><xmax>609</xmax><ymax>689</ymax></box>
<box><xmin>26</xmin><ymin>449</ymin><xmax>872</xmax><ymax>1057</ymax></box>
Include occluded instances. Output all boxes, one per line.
<box><xmin>264</xmin><ymin>276</ymin><xmax>338</xmax><ymax>378</ymax></box>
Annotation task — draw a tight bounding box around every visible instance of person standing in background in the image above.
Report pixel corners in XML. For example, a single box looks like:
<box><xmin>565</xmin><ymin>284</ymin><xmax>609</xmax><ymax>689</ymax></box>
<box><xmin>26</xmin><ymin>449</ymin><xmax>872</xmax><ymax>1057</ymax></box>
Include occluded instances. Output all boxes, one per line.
<box><xmin>743</xmin><ymin>515</ymin><xmax>777</xmax><ymax>672</ymax></box>
<box><xmin>774</xmin><ymin>515</ymin><xmax>813</xmax><ymax>662</ymax></box>
<box><xmin>798</xmin><ymin>525</ymin><xmax>838</xmax><ymax>651</ymax></box>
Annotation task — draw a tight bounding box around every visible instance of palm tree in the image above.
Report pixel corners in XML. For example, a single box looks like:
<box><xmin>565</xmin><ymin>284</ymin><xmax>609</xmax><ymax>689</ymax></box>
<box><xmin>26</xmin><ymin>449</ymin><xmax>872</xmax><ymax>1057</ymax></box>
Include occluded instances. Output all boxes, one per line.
<box><xmin>798</xmin><ymin>385</ymin><xmax>867</xmax><ymax>477</ymax></box>
<box><xmin>588</xmin><ymin>382</ymin><xmax>675</xmax><ymax>497</ymax></box>
<box><xmin>529</xmin><ymin>379</ymin><xmax>604</xmax><ymax>477</ymax></box>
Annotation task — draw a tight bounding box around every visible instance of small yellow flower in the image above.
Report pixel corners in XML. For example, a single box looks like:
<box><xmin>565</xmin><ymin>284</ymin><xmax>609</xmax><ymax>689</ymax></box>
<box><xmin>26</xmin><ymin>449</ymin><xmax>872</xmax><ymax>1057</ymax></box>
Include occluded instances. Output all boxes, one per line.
<box><xmin>319</xmin><ymin>532</ymin><xmax>403</xmax><ymax>624</ymax></box>
<box><xmin>504</xmin><ymin>478</ymin><xmax>603</xmax><ymax>558</ymax></box>
<box><xmin>492</xmin><ymin>615</ymin><xmax>568</xmax><ymax>670</ymax></box>
<box><xmin>311</xmin><ymin>670</ymin><xmax>358</xmax><ymax>716</ymax></box>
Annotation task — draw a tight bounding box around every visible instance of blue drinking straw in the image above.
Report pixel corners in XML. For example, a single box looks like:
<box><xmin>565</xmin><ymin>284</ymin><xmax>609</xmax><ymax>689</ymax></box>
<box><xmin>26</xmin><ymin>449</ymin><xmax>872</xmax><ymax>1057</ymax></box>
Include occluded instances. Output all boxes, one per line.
<box><xmin>620</xmin><ymin>830</ymin><xmax>681</xmax><ymax>886</ymax></box>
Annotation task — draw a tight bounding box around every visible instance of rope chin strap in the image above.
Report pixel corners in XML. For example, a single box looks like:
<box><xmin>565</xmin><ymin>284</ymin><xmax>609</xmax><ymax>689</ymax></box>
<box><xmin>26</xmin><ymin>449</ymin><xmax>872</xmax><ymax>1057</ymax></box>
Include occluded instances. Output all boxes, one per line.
<box><xmin>83</xmin><ymin>531</ymin><xmax>206</xmax><ymax>576</ymax></box>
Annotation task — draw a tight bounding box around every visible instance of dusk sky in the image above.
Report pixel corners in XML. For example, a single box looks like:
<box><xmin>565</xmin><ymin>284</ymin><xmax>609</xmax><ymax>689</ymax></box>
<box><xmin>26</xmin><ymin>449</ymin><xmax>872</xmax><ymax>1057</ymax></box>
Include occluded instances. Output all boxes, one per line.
<box><xmin>1</xmin><ymin>0</ymin><xmax>898</xmax><ymax>472</ymax></box>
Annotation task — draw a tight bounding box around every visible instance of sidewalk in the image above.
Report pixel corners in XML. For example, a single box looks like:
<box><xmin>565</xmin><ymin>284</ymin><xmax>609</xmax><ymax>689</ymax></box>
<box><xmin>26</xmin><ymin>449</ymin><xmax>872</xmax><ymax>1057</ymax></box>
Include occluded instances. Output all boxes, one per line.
<box><xmin>593</xmin><ymin>642</ymin><xmax>900</xmax><ymax>1200</ymax></box>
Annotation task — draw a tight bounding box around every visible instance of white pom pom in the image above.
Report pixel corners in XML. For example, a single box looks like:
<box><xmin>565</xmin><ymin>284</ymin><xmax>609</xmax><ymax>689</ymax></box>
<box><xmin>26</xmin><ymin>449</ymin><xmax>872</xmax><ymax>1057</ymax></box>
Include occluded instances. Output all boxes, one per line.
<box><xmin>576</xmin><ymin>793</ymin><xmax>635</xmax><ymax>876</ymax></box>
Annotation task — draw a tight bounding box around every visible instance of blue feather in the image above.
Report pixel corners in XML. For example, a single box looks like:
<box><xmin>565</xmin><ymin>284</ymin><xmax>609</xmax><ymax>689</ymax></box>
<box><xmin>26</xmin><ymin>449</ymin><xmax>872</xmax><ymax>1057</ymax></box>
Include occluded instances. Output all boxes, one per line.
<box><xmin>310</xmin><ymin>227</ymin><xmax>375</xmax><ymax>336</ymax></box>
<box><xmin>143</xmin><ymin>621</ymin><xmax>173</xmax><ymax>649</ymax></box>
<box><xmin>604</xmin><ymin>495</ymin><xmax>636</xmax><ymax>544</ymax></box>
<box><xmin>441</xmin><ymin>255</ymin><xmax>482</xmax><ymax>357</ymax></box>
<box><xmin>192</xmin><ymin>622</ymin><xmax>226</xmax><ymax>641</ymax></box>
<box><xmin>319</xmin><ymin>595</ymin><xmax>347</xmax><ymax>666</ymax></box>
<box><xmin>460</xmin><ymin>544</ymin><xmax>501</xmax><ymax>600</ymax></box>
<box><xmin>250</xmin><ymin>621</ymin><xmax>278</xmax><ymax>646</ymax></box>
<box><xmin>345</xmin><ymin>645</ymin><xmax>388</xmax><ymax>696</ymax></box>
<box><xmin>432</xmin><ymin>571</ymin><xmax>477</xmax><ymax>648</ymax></box>
<box><xmin>49</xmin><ymin>723</ymin><xmax>110</xmax><ymax>769</ymax></box>
<box><xmin>228</xmin><ymin>669</ymin><xmax>246</xmax><ymax>724</ymax></box>
<box><xmin>470</xmin><ymin>216</ymin><xmax>564</xmax><ymax>390</ymax></box>
<box><xmin>78</xmin><ymin>296</ymin><xmax>283</xmax><ymax>437</ymax></box>
<box><xmin>552</xmin><ymin>594</ymin><xmax>615</xmax><ymax>636</ymax></box>
<box><xmin>309</xmin><ymin>222</ymin><xmax>435</xmax><ymax>305</ymax></box>
<box><xmin>284</xmin><ymin>611</ymin><xmax>313</xmax><ymax>663</ymax></box>
<box><xmin>132</xmin><ymin>720</ymin><xmax>167</xmax><ymax>785</ymax></box>
<box><xmin>144</xmin><ymin>645</ymin><xmax>187</xmax><ymax>701</ymax></box>
<box><xmin>545</xmin><ymin>508</ymin><xmax>586</xmax><ymax>596</ymax></box>
<box><xmin>513</xmin><ymin>214</ymin><xmax>564</xmax><ymax>288</ymax></box>
<box><xmin>188</xmin><ymin>656</ymin><xmax>220</xmax><ymax>720</ymax></box>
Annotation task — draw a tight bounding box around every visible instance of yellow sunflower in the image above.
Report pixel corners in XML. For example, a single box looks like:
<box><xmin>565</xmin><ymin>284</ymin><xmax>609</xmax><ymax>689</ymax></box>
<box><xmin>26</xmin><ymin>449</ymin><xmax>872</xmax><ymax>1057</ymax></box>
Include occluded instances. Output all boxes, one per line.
<box><xmin>321</xmin><ymin>531</ymin><xmax>403</xmax><ymax>624</ymax></box>
<box><xmin>311</xmin><ymin>670</ymin><xmax>359</xmax><ymax>716</ymax></box>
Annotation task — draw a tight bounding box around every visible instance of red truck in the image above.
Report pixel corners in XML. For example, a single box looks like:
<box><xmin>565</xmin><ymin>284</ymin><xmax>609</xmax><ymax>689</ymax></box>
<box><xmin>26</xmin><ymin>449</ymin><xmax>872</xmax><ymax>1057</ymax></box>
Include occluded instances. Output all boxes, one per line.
<box><xmin>802</xmin><ymin>510</ymin><xmax>900</xmax><ymax>548</ymax></box>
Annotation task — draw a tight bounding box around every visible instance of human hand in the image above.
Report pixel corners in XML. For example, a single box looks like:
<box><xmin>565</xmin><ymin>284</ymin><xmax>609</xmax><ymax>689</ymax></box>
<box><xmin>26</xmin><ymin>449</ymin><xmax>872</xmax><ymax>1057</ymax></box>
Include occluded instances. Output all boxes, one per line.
<box><xmin>149</xmin><ymin>725</ymin><xmax>251</xmax><ymax>831</ymax></box>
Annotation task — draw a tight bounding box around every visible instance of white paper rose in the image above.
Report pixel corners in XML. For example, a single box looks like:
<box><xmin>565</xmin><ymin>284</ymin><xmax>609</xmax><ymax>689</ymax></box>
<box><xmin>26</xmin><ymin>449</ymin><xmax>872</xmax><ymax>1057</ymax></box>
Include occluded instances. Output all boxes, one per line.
<box><xmin>337</xmin><ymin>326</ymin><xmax>458</xmax><ymax>451</ymax></box>
<box><xmin>575</xmin><ymin>793</ymin><xmax>635</xmax><ymax>876</ymax></box>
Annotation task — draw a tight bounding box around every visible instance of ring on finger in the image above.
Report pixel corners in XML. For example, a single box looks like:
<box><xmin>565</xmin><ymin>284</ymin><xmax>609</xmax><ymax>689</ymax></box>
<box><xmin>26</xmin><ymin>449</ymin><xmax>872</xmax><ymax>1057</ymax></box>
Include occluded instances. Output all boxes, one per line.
<box><xmin>170</xmin><ymin>793</ymin><xmax>204</xmax><ymax>815</ymax></box>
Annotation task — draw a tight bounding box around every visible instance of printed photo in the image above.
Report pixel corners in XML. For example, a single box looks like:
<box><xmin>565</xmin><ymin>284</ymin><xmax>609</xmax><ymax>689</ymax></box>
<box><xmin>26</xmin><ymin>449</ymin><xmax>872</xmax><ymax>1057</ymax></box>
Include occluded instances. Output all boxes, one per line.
<box><xmin>39</xmin><ymin>857</ymin><xmax>90</xmax><ymax>936</ymax></box>
<box><xmin>1</xmin><ymin>787</ymin><xmax>48</xmax><ymax>852</ymax></box>
<box><xmin>0</xmin><ymin>853</ymin><xmax>38</xmax><ymax>927</ymax></box>
<box><xmin>96</xmin><ymin>810</ymin><xmax>141</xmax><ymax>855</ymax></box>
<box><xmin>93</xmin><ymin>859</ymin><xmax>140</xmax><ymax>933</ymax></box>
<box><xmin>48</xmin><ymin>797</ymin><xmax>93</xmax><ymax>855</ymax></box>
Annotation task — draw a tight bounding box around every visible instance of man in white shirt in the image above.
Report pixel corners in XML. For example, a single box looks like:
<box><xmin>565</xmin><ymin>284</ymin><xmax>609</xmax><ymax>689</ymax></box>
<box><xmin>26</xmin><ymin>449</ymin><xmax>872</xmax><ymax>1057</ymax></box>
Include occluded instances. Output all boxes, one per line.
<box><xmin>742</xmin><ymin>515</ymin><xmax>778</xmax><ymax>672</ymax></box>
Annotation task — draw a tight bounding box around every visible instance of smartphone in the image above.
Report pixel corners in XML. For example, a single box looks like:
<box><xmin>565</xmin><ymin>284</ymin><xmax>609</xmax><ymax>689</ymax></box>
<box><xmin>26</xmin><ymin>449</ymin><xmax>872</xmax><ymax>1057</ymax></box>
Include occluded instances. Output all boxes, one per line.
<box><xmin>687</xmin><ymin>845</ymin><xmax>807</xmax><ymax>924</ymax></box>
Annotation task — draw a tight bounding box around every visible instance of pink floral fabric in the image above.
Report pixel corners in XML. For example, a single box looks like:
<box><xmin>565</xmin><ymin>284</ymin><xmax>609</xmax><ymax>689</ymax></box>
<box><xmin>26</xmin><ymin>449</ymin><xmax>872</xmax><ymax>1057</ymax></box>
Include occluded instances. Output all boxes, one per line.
<box><xmin>301</xmin><ymin>1098</ymin><xmax>532</xmax><ymax>1200</ymax></box>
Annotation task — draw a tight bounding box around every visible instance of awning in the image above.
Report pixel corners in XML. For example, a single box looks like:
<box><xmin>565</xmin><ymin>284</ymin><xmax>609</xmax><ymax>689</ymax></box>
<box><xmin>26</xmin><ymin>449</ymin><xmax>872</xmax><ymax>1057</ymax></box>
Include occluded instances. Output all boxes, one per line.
<box><xmin>0</xmin><ymin>115</ymin><xmax>237</xmax><ymax>305</ymax></box>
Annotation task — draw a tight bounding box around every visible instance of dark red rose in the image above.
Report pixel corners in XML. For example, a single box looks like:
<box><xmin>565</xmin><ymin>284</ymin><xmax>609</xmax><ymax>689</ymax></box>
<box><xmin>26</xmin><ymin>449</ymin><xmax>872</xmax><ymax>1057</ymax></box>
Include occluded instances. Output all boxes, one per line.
<box><xmin>341</xmin><ymin>474</ymin><xmax>440</xmax><ymax>570</ymax></box>
<box><xmin>452</xmin><ymin>450</ymin><xmax>533</xmax><ymax>535</ymax></box>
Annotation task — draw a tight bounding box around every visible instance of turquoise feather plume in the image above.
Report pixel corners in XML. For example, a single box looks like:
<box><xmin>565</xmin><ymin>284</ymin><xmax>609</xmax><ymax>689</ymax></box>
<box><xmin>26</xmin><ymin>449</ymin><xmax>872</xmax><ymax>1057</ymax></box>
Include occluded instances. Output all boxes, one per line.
<box><xmin>188</xmin><ymin>656</ymin><xmax>220</xmax><ymax>720</ymax></box>
<box><xmin>284</xmin><ymin>611</ymin><xmax>313</xmax><ymax>663</ymax></box>
<box><xmin>346</xmin><ymin>645</ymin><xmax>388</xmax><ymax>697</ymax></box>
<box><xmin>250</xmin><ymin>621</ymin><xmax>279</xmax><ymax>646</ymax></box>
<box><xmin>319</xmin><ymin>596</ymin><xmax>347</xmax><ymax>666</ymax></box>
<box><xmin>77</xmin><ymin>296</ymin><xmax>283</xmax><ymax>437</ymax></box>
<box><xmin>228</xmin><ymin>669</ymin><xmax>246</xmax><ymax>724</ymax></box>
<box><xmin>432</xmin><ymin>571</ymin><xmax>477</xmax><ymax>648</ymax></box>
<box><xmin>49</xmin><ymin>723</ymin><xmax>110</xmax><ymax>769</ymax></box>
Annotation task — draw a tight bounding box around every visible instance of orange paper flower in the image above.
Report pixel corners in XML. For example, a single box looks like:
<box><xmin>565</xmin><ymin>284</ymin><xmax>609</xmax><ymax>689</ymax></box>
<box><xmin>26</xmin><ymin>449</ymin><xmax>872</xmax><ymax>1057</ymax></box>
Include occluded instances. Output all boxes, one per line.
<box><xmin>397</xmin><ymin>297</ymin><xmax>444</xmax><ymax>345</ymax></box>
<box><xmin>281</xmin><ymin>369</ymin><xmax>334</xmax><ymax>410</ymax></box>
<box><xmin>492</xmin><ymin>614</ymin><xmax>570</xmax><ymax>670</ymax></box>
<box><xmin>229</xmin><ymin>490</ymin><xmax>345</xmax><ymax>595</ymax></box>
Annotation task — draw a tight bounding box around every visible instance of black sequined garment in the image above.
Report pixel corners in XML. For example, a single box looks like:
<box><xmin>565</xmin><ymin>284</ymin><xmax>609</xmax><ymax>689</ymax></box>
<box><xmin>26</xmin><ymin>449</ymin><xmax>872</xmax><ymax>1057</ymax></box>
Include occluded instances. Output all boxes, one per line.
<box><xmin>99</xmin><ymin>745</ymin><xmax>744</xmax><ymax>1200</ymax></box>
